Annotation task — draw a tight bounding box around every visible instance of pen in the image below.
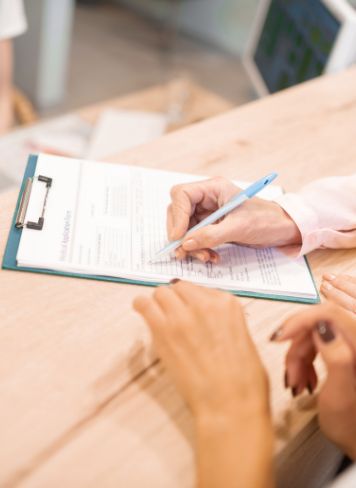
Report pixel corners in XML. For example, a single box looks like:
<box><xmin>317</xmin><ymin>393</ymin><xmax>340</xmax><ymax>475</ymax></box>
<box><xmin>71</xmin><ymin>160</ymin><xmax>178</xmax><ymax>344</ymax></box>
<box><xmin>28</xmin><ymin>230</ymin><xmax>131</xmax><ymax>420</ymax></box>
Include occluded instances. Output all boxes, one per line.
<box><xmin>153</xmin><ymin>172</ymin><xmax>278</xmax><ymax>261</ymax></box>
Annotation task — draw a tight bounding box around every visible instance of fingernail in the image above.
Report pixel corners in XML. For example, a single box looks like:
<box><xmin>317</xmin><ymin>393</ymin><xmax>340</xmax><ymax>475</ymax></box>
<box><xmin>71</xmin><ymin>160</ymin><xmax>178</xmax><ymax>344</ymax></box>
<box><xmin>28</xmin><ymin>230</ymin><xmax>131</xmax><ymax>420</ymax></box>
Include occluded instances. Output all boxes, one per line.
<box><xmin>315</xmin><ymin>320</ymin><xmax>335</xmax><ymax>343</ymax></box>
<box><xmin>182</xmin><ymin>239</ymin><xmax>196</xmax><ymax>251</ymax></box>
<box><xmin>323</xmin><ymin>273</ymin><xmax>336</xmax><ymax>281</ymax></box>
<box><xmin>307</xmin><ymin>383</ymin><xmax>314</xmax><ymax>395</ymax></box>
<box><xmin>292</xmin><ymin>387</ymin><xmax>298</xmax><ymax>398</ymax></box>
<box><xmin>321</xmin><ymin>281</ymin><xmax>333</xmax><ymax>291</ymax></box>
<box><xmin>270</xmin><ymin>327</ymin><xmax>283</xmax><ymax>341</ymax></box>
<box><xmin>170</xmin><ymin>278</ymin><xmax>181</xmax><ymax>284</ymax></box>
<box><xmin>284</xmin><ymin>371</ymin><xmax>289</xmax><ymax>388</ymax></box>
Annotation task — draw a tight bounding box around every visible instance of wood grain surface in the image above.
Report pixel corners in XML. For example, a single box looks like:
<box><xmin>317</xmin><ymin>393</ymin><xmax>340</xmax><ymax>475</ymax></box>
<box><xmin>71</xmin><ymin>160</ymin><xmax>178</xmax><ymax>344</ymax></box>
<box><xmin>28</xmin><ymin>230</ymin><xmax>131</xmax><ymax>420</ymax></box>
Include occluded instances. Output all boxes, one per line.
<box><xmin>0</xmin><ymin>69</ymin><xmax>355</xmax><ymax>488</ymax></box>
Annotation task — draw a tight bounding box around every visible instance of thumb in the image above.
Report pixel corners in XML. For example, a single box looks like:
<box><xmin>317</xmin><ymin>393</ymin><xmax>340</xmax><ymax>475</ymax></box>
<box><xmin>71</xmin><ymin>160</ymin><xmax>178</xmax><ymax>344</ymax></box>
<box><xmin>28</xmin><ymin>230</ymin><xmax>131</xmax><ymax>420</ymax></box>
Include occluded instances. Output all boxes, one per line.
<box><xmin>313</xmin><ymin>320</ymin><xmax>355</xmax><ymax>394</ymax></box>
<box><xmin>181</xmin><ymin>220</ymin><xmax>233</xmax><ymax>252</ymax></box>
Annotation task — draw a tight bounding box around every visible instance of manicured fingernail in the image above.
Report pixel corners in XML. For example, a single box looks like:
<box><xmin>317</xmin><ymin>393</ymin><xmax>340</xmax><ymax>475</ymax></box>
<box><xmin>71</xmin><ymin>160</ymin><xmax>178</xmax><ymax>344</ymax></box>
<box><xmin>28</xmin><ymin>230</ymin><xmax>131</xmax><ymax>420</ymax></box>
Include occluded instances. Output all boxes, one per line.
<box><xmin>315</xmin><ymin>320</ymin><xmax>335</xmax><ymax>343</ymax></box>
<box><xmin>307</xmin><ymin>383</ymin><xmax>314</xmax><ymax>395</ymax></box>
<box><xmin>182</xmin><ymin>239</ymin><xmax>196</xmax><ymax>251</ymax></box>
<box><xmin>284</xmin><ymin>371</ymin><xmax>289</xmax><ymax>388</ymax></box>
<box><xmin>321</xmin><ymin>281</ymin><xmax>333</xmax><ymax>291</ymax></box>
<box><xmin>270</xmin><ymin>327</ymin><xmax>283</xmax><ymax>341</ymax></box>
<box><xmin>323</xmin><ymin>273</ymin><xmax>336</xmax><ymax>281</ymax></box>
<box><xmin>291</xmin><ymin>387</ymin><xmax>298</xmax><ymax>398</ymax></box>
<box><xmin>170</xmin><ymin>278</ymin><xmax>181</xmax><ymax>284</ymax></box>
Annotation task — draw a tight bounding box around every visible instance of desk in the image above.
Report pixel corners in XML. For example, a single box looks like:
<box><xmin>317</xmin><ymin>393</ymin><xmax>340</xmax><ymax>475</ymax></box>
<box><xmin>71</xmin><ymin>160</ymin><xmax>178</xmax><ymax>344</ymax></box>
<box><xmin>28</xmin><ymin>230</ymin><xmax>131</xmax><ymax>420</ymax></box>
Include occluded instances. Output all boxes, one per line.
<box><xmin>78</xmin><ymin>79</ymin><xmax>234</xmax><ymax>129</ymax></box>
<box><xmin>1</xmin><ymin>68</ymin><xmax>356</xmax><ymax>488</ymax></box>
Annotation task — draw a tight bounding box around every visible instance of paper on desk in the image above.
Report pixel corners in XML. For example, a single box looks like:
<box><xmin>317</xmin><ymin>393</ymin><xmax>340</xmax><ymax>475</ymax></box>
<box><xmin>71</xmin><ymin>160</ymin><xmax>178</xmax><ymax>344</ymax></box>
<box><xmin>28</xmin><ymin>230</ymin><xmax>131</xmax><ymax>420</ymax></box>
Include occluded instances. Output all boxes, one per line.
<box><xmin>85</xmin><ymin>108</ymin><xmax>167</xmax><ymax>159</ymax></box>
<box><xmin>0</xmin><ymin>115</ymin><xmax>92</xmax><ymax>182</ymax></box>
<box><xmin>17</xmin><ymin>155</ymin><xmax>317</xmax><ymax>300</ymax></box>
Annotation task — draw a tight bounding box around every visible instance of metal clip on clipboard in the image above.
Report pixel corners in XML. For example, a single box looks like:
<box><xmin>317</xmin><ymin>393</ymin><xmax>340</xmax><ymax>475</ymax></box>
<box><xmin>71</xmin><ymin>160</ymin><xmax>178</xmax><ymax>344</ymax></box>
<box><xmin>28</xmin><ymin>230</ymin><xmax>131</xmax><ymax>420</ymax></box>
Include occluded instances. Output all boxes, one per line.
<box><xmin>15</xmin><ymin>175</ymin><xmax>53</xmax><ymax>231</ymax></box>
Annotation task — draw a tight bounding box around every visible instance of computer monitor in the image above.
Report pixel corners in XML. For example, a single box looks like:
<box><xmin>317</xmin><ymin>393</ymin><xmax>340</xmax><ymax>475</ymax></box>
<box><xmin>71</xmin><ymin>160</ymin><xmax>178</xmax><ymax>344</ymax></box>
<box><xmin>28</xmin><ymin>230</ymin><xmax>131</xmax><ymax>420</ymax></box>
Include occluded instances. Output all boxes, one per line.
<box><xmin>244</xmin><ymin>0</ymin><xmax>356</xmax><ymax>95</ymax></box>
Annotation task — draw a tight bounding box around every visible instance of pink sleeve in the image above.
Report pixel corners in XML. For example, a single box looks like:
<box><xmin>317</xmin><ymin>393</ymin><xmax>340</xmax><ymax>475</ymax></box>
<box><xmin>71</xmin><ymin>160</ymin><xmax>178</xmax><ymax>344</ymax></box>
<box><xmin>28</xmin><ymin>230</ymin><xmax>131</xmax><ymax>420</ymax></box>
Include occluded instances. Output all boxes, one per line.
<box><xmin>273</xmin><ymin>174</ymin><xmax>356</xmax><ymax>256</ymax></box>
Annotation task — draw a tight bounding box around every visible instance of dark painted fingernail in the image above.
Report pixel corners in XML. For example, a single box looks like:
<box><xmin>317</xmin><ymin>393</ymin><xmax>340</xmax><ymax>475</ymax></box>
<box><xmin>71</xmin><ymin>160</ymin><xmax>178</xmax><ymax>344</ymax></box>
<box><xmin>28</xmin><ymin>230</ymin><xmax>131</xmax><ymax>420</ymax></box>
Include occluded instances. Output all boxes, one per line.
<box><xmin>284</xmin><ymin>371</ymin><xmax>289</xmax><ymax>389</ymax></box>
<box><xmin>315</xmin><ymin>320</ymin><xmax>335</xmax><ymax>343</ymax></box>
<box><xmin>291</xmin><ymin>387</ymin><xmax>298</xmax><ymax>398</ymax></box>
<box><xmin>170</xmin><ymin>278</ymin><xmax>181</xmax><ymax>284</ymax></box>
<box><xmin>307</xmin><ymin>383</ymin><xmax>314</xmax><ymax>395</ymax></box>
<box><xmin>270</xmin><ymin>327</ymin><xmax>283</xmax><ymax>341</ymax></box>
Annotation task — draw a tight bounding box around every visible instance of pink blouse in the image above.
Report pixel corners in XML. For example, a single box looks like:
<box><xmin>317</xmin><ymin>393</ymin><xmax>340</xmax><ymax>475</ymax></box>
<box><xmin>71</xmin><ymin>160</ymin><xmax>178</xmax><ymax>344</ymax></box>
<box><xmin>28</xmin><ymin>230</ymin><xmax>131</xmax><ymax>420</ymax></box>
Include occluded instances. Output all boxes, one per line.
<box><xmin>274</xmin><ymin>174</ymin><xmax>356</xmax><ymax>255</ymax></box>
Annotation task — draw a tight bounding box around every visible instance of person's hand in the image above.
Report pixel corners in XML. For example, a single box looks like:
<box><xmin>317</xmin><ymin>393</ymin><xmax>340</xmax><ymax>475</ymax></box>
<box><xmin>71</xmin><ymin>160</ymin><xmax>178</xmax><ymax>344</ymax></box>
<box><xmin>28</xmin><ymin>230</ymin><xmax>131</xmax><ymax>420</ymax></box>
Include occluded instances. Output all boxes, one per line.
<box><xmin>167</xmin><ymin>177</ymin><xmax>301</xmax><ymax>262</ymax></box>
<box><xmin>270</xmin><ymin>304</ymin><xmax>356</xmax><ymax>459</ymax></box>
<box><xmin>321</xmin><ymin>273</ymin><xmax>356</xmax><ymax>314</ymax></box>
<box><xmin>134</xmin><ymin>280</ymin><xmax>275</xmax><ymax>488</ymax></box>
<box><xmin>134</xmin><ymin>279</ymin><xmax>269</xmax><ymax>418</ymax></box>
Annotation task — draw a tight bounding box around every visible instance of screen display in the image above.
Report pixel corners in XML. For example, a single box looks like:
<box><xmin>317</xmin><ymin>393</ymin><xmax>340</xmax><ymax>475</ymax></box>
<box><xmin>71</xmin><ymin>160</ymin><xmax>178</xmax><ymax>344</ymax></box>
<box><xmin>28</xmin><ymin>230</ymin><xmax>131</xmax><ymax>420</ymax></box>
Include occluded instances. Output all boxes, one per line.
<box><xmin>254</xmin><ymin>0</ymin><xmax>341</xmax><ymax>93</ymax></box>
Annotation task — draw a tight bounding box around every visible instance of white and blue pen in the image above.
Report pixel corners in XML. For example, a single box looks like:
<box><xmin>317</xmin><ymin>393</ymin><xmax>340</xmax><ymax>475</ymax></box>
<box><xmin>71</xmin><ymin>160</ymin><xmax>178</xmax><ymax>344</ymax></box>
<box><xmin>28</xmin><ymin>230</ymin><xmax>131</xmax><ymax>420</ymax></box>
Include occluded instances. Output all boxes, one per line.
<box><xmin>154</xmin><ymin>172</ymin><xmax>278</xmax><ymax>261</ymax></box>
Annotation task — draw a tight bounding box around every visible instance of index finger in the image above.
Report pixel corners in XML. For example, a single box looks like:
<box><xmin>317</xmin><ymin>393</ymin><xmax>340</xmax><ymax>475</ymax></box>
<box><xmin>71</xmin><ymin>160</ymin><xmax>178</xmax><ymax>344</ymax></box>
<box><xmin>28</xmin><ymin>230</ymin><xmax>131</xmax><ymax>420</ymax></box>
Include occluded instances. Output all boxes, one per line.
<box><xmin>272</xmin><ymin>304</ymin><xmax>356</xmax><ymax>349</ymax></box>
<box><xmin>167</xmin><ymin>183</ymin><xmax>203</xmax><ymax>241</ymax></box>
<box><xmin>321</xmin><ymin>274</ymin><xmax>356</xmax><ymax>313</ymax></box>
<box><xmin>167</xmin><ymin>179</ymin><xmax>220</xmax><ymax>241</ymax></box>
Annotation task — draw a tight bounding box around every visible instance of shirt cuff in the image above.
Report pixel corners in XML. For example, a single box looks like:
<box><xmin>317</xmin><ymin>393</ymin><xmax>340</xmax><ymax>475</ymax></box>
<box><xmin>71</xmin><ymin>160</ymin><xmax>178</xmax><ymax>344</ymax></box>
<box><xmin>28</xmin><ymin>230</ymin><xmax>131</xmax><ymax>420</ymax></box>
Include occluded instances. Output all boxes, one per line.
<box><xmin>273</xmin><ymin>193</ymin><xmax>321</xmax><ymax>256</ymax></box>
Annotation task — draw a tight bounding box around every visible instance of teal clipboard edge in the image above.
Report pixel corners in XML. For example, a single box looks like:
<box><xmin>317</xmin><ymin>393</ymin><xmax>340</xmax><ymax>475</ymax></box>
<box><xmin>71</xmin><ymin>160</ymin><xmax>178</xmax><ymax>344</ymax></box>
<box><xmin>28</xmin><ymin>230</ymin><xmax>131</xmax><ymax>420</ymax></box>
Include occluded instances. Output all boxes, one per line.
<box><xmin>2</xmin><ymin>154</ymin><xmax>320</xmax><ymax>305</ymax></box>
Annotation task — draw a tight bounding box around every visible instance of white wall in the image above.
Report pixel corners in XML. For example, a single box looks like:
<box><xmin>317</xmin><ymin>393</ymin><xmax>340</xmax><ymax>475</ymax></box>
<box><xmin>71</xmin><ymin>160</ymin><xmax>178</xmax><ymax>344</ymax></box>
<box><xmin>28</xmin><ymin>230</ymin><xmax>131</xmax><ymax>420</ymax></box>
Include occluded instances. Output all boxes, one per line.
<box><xmin>118</xmin><ymin>0</ymin><xmax>259</xmax><ymax>55</ymax></box>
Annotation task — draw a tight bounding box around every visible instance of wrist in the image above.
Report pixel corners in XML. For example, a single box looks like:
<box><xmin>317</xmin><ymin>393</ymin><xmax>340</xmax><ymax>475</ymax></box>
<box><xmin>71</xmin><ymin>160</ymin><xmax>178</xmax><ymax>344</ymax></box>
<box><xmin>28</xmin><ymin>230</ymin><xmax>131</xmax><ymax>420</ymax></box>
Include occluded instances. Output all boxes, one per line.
<box><xmin>195</xmin><ymin>402</ymin><xmax>273</xmax><ymax>436</ymax></box>
<box><xmin>270</xmin><ymin>202</ymin><xmax>302</xmax><ymax>246</ymax></box>
<box><xmin>195</xmin><ymin>403</ymin><xmax>275</xmax><ymax>488</ymax></box>
<box><xmin>196</xmin><ymin>407</ymin><xmax>275</xmax><ymax>485</ymax></box>
<box><xmin>192</xmin><ymin>376</ymin><xmax>272</xmax><ymax>427</ymax></box>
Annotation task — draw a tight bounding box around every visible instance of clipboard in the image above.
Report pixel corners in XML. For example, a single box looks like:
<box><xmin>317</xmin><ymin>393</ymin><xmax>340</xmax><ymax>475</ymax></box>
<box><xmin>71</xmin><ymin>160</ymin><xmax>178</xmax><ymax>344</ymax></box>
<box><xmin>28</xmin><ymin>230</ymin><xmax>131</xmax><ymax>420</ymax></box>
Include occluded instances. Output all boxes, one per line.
<box><xmin>2</xmin><ymin>155</ymin><xmax>320</xmax><ymax>304</ymax></box>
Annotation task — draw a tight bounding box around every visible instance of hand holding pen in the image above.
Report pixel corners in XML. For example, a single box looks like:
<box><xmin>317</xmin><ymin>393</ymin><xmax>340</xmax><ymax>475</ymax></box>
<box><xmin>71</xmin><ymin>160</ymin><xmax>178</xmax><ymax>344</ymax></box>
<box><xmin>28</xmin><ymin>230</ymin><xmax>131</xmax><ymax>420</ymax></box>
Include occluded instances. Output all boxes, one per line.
<box><xmin>159</xmin><ymin>174</ymin><xmax>301</xmax><ymax>263</ymax></box>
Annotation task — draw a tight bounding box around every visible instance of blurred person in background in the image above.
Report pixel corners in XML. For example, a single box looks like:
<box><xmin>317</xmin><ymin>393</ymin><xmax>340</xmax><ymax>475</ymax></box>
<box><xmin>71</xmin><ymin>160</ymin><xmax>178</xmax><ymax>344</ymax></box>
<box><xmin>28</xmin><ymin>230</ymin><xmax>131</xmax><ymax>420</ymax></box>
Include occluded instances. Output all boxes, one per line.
<box><xmin>0</xmin><ymin>0</ymin><xmax>27</xmax><ymax>134</ymax></box>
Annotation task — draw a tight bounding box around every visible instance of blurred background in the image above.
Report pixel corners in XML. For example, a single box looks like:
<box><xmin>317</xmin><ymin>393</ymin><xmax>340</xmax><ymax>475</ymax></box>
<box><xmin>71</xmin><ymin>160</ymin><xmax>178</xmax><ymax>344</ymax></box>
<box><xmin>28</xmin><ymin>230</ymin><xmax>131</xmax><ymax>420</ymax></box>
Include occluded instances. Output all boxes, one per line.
<box><xmin>14</xmin><ymin>0</ymin><xmax>257</xmax><ymax>114</ymax></box>
<box><xmin>1</xmin><ymin>0</ymin><xmax>356</xmax><ymax>191</ymax></box>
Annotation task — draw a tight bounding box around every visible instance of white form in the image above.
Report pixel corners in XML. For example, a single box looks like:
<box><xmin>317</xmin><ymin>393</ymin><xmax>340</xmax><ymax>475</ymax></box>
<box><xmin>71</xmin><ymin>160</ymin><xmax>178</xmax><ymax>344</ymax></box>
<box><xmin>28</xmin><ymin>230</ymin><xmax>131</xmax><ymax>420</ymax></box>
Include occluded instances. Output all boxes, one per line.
<box><xmin>85</xmin><ymin>109</ymin><xmax>167</xmax><ymax>160</ymax></box>
<box><xmin>17</xmin><ymin>154</ymin><xmax>317</xmax><ymax>299</ymax></box>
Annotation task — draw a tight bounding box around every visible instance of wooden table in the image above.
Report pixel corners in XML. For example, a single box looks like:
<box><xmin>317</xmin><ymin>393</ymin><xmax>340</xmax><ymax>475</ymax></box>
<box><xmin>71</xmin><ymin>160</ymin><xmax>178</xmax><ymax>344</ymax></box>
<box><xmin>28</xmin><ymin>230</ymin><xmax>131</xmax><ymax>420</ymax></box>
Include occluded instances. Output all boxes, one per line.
<box><xmin>1</xmin><ymin>68</ymin><xmax>356</xmax><ymax>488</ymax></box>
<box><xmin>78</xmin><ymin>79</ymin><xmax>234</xmax><ymax>130</ymax></box>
